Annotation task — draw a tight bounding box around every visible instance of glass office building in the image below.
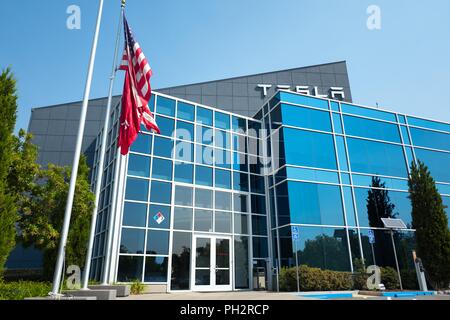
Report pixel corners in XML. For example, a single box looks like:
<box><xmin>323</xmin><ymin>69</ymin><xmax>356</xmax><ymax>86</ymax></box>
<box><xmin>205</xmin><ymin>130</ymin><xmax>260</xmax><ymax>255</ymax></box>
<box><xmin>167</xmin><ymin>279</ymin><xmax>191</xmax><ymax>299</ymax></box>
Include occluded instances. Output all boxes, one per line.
<box><xmin>89</xmin><ymin>90</ymin><xmax>450</xmax><ymax>292</ymax></box>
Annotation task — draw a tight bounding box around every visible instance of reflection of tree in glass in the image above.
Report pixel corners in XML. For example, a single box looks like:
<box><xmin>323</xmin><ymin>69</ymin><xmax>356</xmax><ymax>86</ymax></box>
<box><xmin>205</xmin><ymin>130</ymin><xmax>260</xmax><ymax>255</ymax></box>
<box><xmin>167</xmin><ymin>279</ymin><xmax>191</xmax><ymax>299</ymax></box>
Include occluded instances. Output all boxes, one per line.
<box><xmin>171</xmin><ymin>246</ymin><xmax>191</xmax><ymax>289</ymax></box>
<box><xmin>366</xmin><ymin>177</ymin><xmax>398</xmax><ymax>268</ymax></box>
<box><xmin>297</xmin><ymin>231</ymin><xmax>350</xmax><ymax>272</ymax></box>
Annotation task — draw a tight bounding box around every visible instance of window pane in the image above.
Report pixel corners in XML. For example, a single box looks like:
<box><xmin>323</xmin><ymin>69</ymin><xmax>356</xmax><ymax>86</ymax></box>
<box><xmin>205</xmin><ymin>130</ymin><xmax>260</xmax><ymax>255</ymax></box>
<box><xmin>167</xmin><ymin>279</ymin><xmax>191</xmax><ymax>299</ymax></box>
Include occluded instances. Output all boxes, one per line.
<box><xmin>215</xmin><ymin>111</ymin><xmax>230</xmax><ymax>130</ymax></box>
<box><xmin>174</xmin><ymin>141</ymin><xmax>193</xmax><ymax>162</ymax></box>
<box><xmin>251</xmin><ymin>195</ymin><xmax>266</xmax><ymax>215</ymax></box>
<box><xmin>196</xmin><ymin>125</ymin><xmax>214</xmax><ymax>145</ymax></box>
<box><xmin>232</xmin><ymin>116</ymin><xmax>247</xmax><ymax>133</ymax></box>
<box><xmin>252</xmin><ymin>237</ymin><xmax>268</xmax><ymax>258</ymax></box>
<box><xmin>175</xmin><ymin>186</ymin><xmax>193</xmax><ymax>206</ymax></box>
<box><xmin>152</xmin><ymin>158</ymin><xmax>173</xmax><ymax>181</ymax></box>
<box><xmin>176</xmin><ymin>120</ymin><xmax>194</xmax><ymax>142</ymax></box>
<box><xmin>415</xmin><ymin>148</ymin><xmax>450</xmax><ymax>183</ymax></box>
<box><xmin>343</xmin><ymin>115</ymin><xmax>401</xmax><ymax>143</ymax></box>
<box><xmin>341</xmin><ymin>103</ymin><xmax>396</xmax><ymax>122</ymax></box>
<box><xmin>123</xmin><ymin>202</ymin><xmax>147</xmax><ymax>227</ymax></box>
<box><xmin>252</xmin><ymin>215</ymin><xmax>267</xmax><ymax>236</ymax></box>
<box><xmin>347</xmin><ymin>138</ymin><xmax>407</xmax><ymax>178</ymax></box>
<box><xmin>120</xmin><ymin>228</ymin><xmax>145</xmax><ymax>254</ymax></box>
<box><xmin>130</xmin><ymin>133</ymin><xmax>152</xmax><ymax>154</ymax></box>
<box><xmin>117</xmin><ymin>256</ymin><xmax>143</xmax><ymax>282</ymax></box>
<box><xmin>215</xmin><ymin>191</ymin><xmax>231</xmax><ymax>211</ymax></box>
<box><xmin>156</xmin><ymin>116</ymin><xmax>174</xmax><ymax>137</ymax></box>
<box><xmin>288</xmin><ymin>181</ymin><xmax>345</xmax><ymax>226</ymax></box>
<box><xmin>215</xmin><ymin>169</ymin><xmax>231</xmax><ymax>189</ymax></box>
<box><xmin>401</xmin><ymin>126</ymin><xmax>411</xmax><ymax>145</ymax></box>
<box><xmin>215</xmin><ymin>211</ymin><xmax>232</xmax><ymax>233</ymax></box>
<box><xmin>197</xmin><ymin>107</ymin><xmax>213</xmax><ymax>126</ymax></box>
<box><xmin>144</xmin><ymin>256</ymin><xmax>168</xmax><ymax>282</ymax></box>
<box><xmin>233</xmin><ymin>194</ymin><xmax>248</xmax><ymax>212</ymax></box>
<box><xmin>156</xmin><ymin>96</ymin><xmax>175</xmax><ymax>117</ymax></box>
<box><xmin>410</xmin><ymin>127</ymin><xmax>450</xmax><ymax>152</ymax></box>
<box><xmin>125</xmin><ymin>178</ymin><xmax>149</xmax><ymax>201</ymax></box>
<box><xmin>174</xmin><ymin>162</ymin><xmax>193</xmax><ymax>184</ymax></box>
<box><xmin>234</xmin><ymin>236</ymin><xmax>249</xmax><ymax>289</ymax></box>
<box><xmin>283</xmin><ymin>128</ymin><xmax>337</xmax><ymax>170</ymax></box>
<box><xmin>407</xmin><ymin>116</ymin><xmax>450</xmax><ymax>133</ymax></box>
<box><xmin>195</xmin><ymin>165</ymin><xmax>213</xmax><ymax>187</ymax></box>
<box><xmin>171</xmin><ymin>232</ymin><xmax>191</xmax><ymax>290</ymax></box>
<box><xmin>343</xmin><ymin>187</ymin><xmax>357</xmax><ymax>227</ymax></box>
<box><xmin>153</xmin><ymin>137</ymin><xmax>173</xmax><ymax>159</ymax></box>
<box><xmin>214</xmin><ymin>129</ymin><xmax>231</xmax><ymax>149</ymax></box>
<box><xmin>233</xmin><ymin>134</ymin><xmax>247</xmax><ymax>153</ymax></box>
<box><xmin>173</xmin><ymin>207</ymin><xmax>193</xmax><ymax>230</ymax></box>
<box><xmin>194</xmin><ymin>209</ymin><xmax>213</xmax><ymax>232</ymax></box>
<box><xmin>177</xmin><ymin>102</ymin><xmax>195</xmax><ymax>121</ymax></box>
<box><xmin>336</xmin><ymin>136</ymin><xmax>349</xmax><ymax>171</ymax></box>
<box><xmin>150</xmin><ymin>181</ymin><xmax>172</xmax><ymax>204</ymax></box>
<box><xmin>281</xmin><ymin>104</ymin><xmax>331</xmax><ymax>132</ymax></box>
<box><xmin>279</xmin><ymin>91</ymin><xmax>329</xmax><ymax>110</ymax></box>
<box><xmin>214</xmin><ymin>148</ymin><xmax>231</xmax><ymax>169</ymax></box>
<box><xmin>195</xmin><ymin>188</ymin><xmax>213</xmax><ymax>208</ymax></box>
<box><xmin>332</xmin><ymin>113</ymin><xmax>343</xmax><ymax>134</ymax></box>
<box><xmin>250</xmin><ymin>175</ymin><xmax>265</xmax><ymax>194</ymax></box>
<box><xmin>146</xmin><ymin>230</ymin><xmax>169</xmax><ymax>255</ymax></box>
<box><xmin>148</xmin><ymin>204</ymin><xmax>171</xmax><ymax>229</ymax></box>
<box><xmin>234</xmin><ymin>214</ymin><xmax>249</xmax><ymax>234</ymax></box>
<box><xmin>195</xmin><ymin>145</ymin><xmax>214</xmax><ymax>166</ymax></box>
<box><xmin>128</xmin><ymin>154</ymin><xmax>150</xmax><ymax>177</ymax></box>
<box><xmin>233</xmin><ymin>152</ymin><xmax>248</xmax><ymax>172</ymax></box>
<box><xmin>233</xmin><ymin>172</ymin><xmax>249</xmax><ymax>192</ymax></box>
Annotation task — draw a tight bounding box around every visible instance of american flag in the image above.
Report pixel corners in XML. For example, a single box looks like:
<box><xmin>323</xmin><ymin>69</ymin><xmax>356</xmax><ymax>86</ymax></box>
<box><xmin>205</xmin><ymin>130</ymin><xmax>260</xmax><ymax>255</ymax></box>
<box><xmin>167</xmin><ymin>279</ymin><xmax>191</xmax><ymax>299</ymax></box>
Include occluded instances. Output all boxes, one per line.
<box><xmin>118</xmin><ymin>14</ymin><xmax>160</xmax><ymax>155</ymax></box>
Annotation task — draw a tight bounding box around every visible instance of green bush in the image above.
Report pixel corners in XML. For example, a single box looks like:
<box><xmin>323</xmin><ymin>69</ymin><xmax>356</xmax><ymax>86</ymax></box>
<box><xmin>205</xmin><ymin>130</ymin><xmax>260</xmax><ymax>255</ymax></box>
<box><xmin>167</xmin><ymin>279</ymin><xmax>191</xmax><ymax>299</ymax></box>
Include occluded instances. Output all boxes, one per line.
<box><xmin>130</xmin><ymin>280</ymin><xmax>145</xmax><ymax>295</ymax></box>
<box><xmin>279</xmin><ymin>265</ymin><xmax>353</xmax><ymax>292</ymax></box>
<box><xmin>380</xmin><ymin>267</ymin><xmax>400</xmax><ymax>290</ymax></box>
<box><xmin>400</xmin><ymin>269</ymin><xmax>419</xmax><ymax>290</ymax></box>
<box><xmin>0</xmin><ymin>281</ymin><xmax>51</xmax><ymax>300</ymax></box>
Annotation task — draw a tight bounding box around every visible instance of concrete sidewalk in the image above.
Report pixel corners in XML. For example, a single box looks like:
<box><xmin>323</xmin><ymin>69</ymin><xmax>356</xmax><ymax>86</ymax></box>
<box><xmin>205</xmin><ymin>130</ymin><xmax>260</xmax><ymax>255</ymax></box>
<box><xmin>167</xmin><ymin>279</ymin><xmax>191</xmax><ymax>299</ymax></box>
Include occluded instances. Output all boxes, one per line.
<box><xmin>119</xmin><ymin>291</ymin><xmax>313</xmax><ymax>300</ymax></box>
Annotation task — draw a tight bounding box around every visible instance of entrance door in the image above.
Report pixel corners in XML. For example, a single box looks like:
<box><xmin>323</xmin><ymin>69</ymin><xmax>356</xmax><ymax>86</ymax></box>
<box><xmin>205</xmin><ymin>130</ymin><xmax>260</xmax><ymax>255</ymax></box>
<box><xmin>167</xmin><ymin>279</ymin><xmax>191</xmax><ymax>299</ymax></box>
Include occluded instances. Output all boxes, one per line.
<box><xmin>192</xmin><ymin>235</ymin><xmax>232</xmax><ymax>291</ymax></box>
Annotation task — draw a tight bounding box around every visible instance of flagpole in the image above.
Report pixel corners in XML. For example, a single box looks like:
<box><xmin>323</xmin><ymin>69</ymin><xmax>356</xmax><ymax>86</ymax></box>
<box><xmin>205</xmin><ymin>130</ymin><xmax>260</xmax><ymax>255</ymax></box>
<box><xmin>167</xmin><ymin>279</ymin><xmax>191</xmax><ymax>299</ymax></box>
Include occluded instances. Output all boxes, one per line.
<box><xmin>81</xmin><ymin>0</ymin><xmax>125</xmax><ymax>290</ymax></box>
<box><xmin>50</xmin><ymin>0</ymin><xmax>105</xmax><ymax>296</ymax></box>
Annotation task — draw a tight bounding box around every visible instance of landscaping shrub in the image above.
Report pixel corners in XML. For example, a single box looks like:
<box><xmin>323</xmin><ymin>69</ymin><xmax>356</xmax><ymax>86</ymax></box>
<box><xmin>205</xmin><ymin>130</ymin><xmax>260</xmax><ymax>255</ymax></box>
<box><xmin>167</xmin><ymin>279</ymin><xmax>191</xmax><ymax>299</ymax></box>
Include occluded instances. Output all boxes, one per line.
<box><xmin>380</xmin><ymin>267</ymin><xmax>400</xmax><ymax>290</ymax></box>
<box><xmin>0</xmin><ymin>281</ymin><xmax>51</xmax><ymax>300</ymax></box>
<box><xmin>130</xmin><ymin>280</ymin><xmax>145</xmax><ymax>295</ymax></box>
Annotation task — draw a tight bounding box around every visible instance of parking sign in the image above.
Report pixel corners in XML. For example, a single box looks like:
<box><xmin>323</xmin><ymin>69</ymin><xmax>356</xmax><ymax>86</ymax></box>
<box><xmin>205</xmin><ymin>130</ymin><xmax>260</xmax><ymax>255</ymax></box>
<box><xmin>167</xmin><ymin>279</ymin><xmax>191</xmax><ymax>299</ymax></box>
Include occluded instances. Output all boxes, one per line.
<box><xmin>368</xmin><ymin>229</ymin><xmax>375</xmax><ymax>244</ymax></box>
<box><xmin>291</xmin><ymin>226</ymin><xmax>299</xmax><ymax>240</ymax></box>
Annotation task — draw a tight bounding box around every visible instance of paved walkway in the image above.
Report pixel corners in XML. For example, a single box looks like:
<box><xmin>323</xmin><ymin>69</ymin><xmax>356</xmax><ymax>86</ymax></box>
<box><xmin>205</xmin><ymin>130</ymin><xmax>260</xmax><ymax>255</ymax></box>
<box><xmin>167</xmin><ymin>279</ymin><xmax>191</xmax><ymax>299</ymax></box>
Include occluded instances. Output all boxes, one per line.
<box><xmin>119</xmin><ymin>291</ymin><xmax>311</xmax><ymax>300</ymax></box>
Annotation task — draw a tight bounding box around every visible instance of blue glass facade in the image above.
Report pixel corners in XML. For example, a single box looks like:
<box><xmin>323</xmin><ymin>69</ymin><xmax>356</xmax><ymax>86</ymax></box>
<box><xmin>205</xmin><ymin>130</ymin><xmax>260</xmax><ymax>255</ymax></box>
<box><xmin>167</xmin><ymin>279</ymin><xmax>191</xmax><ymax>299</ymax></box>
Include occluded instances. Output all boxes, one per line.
<box><xmin>92</xmin><ymin>90</ymin><xmax>450</xmax><ymax>291</ymax></box>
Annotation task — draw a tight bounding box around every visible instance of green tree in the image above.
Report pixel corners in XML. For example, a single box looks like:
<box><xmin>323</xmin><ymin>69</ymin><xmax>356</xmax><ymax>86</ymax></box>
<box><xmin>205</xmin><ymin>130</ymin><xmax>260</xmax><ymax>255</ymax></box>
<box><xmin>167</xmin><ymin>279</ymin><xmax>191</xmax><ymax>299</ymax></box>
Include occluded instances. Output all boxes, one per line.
<box><xmin>19</xmin><ymin>156</ymin><xmax>95</xmax><ymax>279</ymax></box>
<box><xmin>408</xmin><ymin>161</ymin><xmax>450</xmax><ymax>289</ymax></box>
<box><xmin>0</xmin><ymin>68</ymin><xmax>19</xmax><ymax>274</ymax></box>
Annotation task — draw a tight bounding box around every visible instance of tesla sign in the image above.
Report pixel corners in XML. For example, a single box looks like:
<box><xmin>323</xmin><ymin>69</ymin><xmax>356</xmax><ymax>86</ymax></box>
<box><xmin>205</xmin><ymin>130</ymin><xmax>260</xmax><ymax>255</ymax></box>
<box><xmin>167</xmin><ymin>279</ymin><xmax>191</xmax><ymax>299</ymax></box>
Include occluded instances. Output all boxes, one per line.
<box><xmin>257</xmin><ymin>84</ymin><xmax>345</xmax><ymax>100</ymax></box>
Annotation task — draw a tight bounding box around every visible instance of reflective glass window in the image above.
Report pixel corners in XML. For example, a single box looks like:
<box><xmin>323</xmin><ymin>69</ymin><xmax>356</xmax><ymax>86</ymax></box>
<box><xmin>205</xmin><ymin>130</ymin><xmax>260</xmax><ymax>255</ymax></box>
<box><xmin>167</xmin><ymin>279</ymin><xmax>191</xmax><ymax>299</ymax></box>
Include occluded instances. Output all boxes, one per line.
<box><xmin>171</xmin><ymin>232</ymin><xmax>191</xmax><ymax>290</ymax></box>
<box><xmin>195</xmin><ymin>165</ymin><xmax>213</xmax><ymax>187</ymax></box>
<box><xmin>335</xmin><ymin>136</ymin><xmax>349</xmax><ymax>171</ymax></box>
<box><xmin>120</xmin><ymin>228</ymin><xmax>145</xmax><ymax>254</ymax></box>
<box><xmin>407</xmin><ymin>116</ymin><xmax>450</xmax><ymax>133</ymax></box>
<box><xmin>117</xmin><ymin>256</ymin><xmax>143</xmax><ymax>282</ymax></box>
<box><xmin>234</xmin><ymin>214</ymin><xmax>249</xmax><ymax>234</ymax></box>
<box><xmin>234</xmin><ymin>236</ymin><xmax>249</xmax><ymax>289</ymax></box>
<box><xmin>130</xmin><ymin>133</ymin><xmax>152</xmax><ymax>154</ymax></box>
<box><xmin>174</xmin><ymin>162</ymin><xmax>193</xmax><ymax>184</ymax></box>
<box><xmin>233</xmin><ymin>172</ymin><xmax>249</xmax><ymax>192</ymax></box>
<box><xmin>252</xmin><ymin>237</ymin><xmax>268</xmax><ymax>258</ymax></box>
<box><xmin>150</xmin><ymin>181</ymin><xmax>172</xmax><ymax>204</ymax></box>
<box><xmin>233</xmin><ymin>152</ymin><xmax>248</xmax><ymax>172</ymax></box>
<box><xmin>215</xmin><ymin>191</ymin><xmax>232</xmax><ymax>211</ymax></box>
<box><xmin>215</xmin><ymin>112</ymin><xmax>230</xmax><ymax>130</ymax></box>
<box><xmin>214</xmin><ymin>129</ymin><xmax>231</xmax><ymax>149</ymax></box>
<box><xmin>196</xmin><ymin>107</ymin><xmax>213</xmax><ymax>126</ymax></box>
<box><xmin>176</xmin><ymin>121</ymin><xmax>194</xmax><ymax>142</ymax></box>
<box><xmin>125</xmin><ymin>178</ymin><xmax>149</xmax><ymax>201</ymax></box>
<box><xmin>152</xmin><ymin>158</ymin><xmax>172</xmax><ymax>181</ymax></box>
<box><xmin>252</xmin><ymin>215</ymin><xmax>267</xmax><ymax>236</ymax></box>
<box><xmin>148</xmin><ymin>204</ymin><xmax>171</xmax><ymax>229</ymax></box>
<box><xmin>146</xmin><ymin>230</ymin><xmax>169</xmax><ymax>255</ymax></box>
<box><xmin>410</xmin><ymin>127</ymin><xmax>450</xmax><ymax>152</ymax></box>
<box><xmin>415</xmin><ymin>148</ymin><xmax>450</xmax><ymax>183</ymax></box>
<box><xmin>174</xmin><ymin>141</ymin><xmax>194</xmax><ymax>162</ymax></box>
<box><xmin>173</xmin><ymin>207</ymin><xmax>193</xmax><ymax>231</ymax></box>
<box><xmin>330</xmin><ymin>101</ymin><xmax>340</xmax><ymax>112</ymax></box>
<box><xmin>215</xmin><ymin>169</ymin><xmax>231</xmax><ymax>189</ymax></box>
<box><xmin>251</xmin><ymin>195</ymin><xmax>266</xmax><ymax>215</ymax></box>
<box><xmin>232</xmin><ymin>116</ymin><xmax>247</xmax><ymax>133</ymax></box>
<box><xmin>343</xmin><ymin>187</ymin><xmax>357</xmax><ymax>227</ymax></box>
<box><xmin>177</xmin><ymin>102</ymin><xmax>195</xmax><ymax>121</ymax></box>
<box><xmin>214</xmin><ymin>148</ymin><xmax>232</xmax><ymax>169</ymax></box>
<box><xmin>343</xmin><ymin>115</ymin><xmax>401</xmax><ymax>143</ymax></box>
<box><xmin>281</xmin><ymin>104</ymin><xmax>332</xmax><ymax>132</ymax></box>
<box><xmin>144</xmin><ymin>257</ymin><xmax>168</xmax><ymax>282</ymax></box>
<box><xmin>250</xmin><ymin>175</ymin><xmax>265</xmax><ymax>194</ymax></box>
<box><xmin>285</xmin><ymin>166</ymin><xmax>339</xmax><ymax>184</ymax></box>
<box><xmin>194</xmin><ymin>209</ymin><xmax>213</xmax><ymax>232</ymax></box>
<box><xmin>195</xmin><ymin>188</ymin><xmax>213</xmax><ymax>209</ymax></box>
<box><xmin>347</xmin><ymin>138</ymin><xmax>407</xmax><ymax>177</ymax></box>
<box><xmin>196</xmin><ymin>125</ymin><xmax>214</xmax><ymax>145</ymax></box>
<box><xmin>400</xmin><ymin>126</ymin><xmax>411</xmax><ymax>145</ymax></box>
<box><xmin>279</xmin><ymin>91</ymin><xmax>329</xmax><ymax>110</ymax></box>
<box><xmin>332</xmin><ymin>113</ymin><xmax>343</xmax><ymax>134</ymax></box>
<box><xmin>153</xmin><ymin>136</ymin><xmax>173</xmax><ymax>159</ymax></box>
<box><xmin>156</xmin><ymin>116</ymin><xmax>174</xmax><ymax>137</ymax></box>
<box><xmin>283</xmin><ymin>128</ymin><xmax>337</xmax><ymax>170</ymax></box>
<box><xmin>233</xmin><ymin>194</ymin><xmax>248</xmax><ymax>212</ymax></box>
<box><xmin>128</xmin><ymin>154</ymin><xmax>150</xmax><ymax>177</ymax></box>
<box><xmin>288</xmin><ymin>182</ymin><xmax>345</xmax><ymax>226</ymax></box>
<box><xmin>215</xmin><ymin>211</ymin><xmax>232</xmax><ymax>233</ymax></box>
<box><xmin>175</xmin><ymin>186</ymin><xmax>193</xmax><ymax>206</ymax></box>
<box><xmin>341</xmin><ymin>103</ymin><xmax>396</xmax><ymax>122</ymax></box>
<box><xmin>195</xmin><ymin>145</ymin><xmax>214</xmax><ymax>166</ymax></box>
<box><xmin>123</xmin><ymin>202</ymin><xmax>147</xmax><ymax>227</ymax></box>
<box><xmin>156</xmin><ymin>96</ymin><xmax>175</xmax><ymax>117</ymax></box>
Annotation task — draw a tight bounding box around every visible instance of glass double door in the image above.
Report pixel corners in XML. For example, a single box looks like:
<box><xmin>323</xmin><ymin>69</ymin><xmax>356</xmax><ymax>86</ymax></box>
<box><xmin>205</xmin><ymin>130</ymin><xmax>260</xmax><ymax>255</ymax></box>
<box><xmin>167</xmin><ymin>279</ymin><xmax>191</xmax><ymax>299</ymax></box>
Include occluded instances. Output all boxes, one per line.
<box><xmin>191</xmin><ymin>235</ymin><xmax>232</xmax><ymax>291</ymax></box>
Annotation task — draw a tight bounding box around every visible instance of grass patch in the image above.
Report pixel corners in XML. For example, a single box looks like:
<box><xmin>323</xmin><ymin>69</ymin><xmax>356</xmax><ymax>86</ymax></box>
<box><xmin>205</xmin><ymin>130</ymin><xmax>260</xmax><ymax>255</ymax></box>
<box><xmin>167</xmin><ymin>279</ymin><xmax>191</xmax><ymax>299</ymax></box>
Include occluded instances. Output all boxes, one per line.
<box><xmin>0</xmin><ymin>281</ymin><xmax>51</xmax><ymax>300</ymax></box>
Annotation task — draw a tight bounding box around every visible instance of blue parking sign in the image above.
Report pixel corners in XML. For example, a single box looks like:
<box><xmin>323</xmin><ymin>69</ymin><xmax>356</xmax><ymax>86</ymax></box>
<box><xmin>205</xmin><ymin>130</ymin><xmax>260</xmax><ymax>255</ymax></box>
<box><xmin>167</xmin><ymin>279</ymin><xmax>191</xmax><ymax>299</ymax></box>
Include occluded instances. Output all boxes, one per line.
<box><xmin>291</xmin><ymin>226</ymin><xmax>299</xmax><ymax>240</ymax></box>
<box><xmin>368</xmin><ymin>229</ymin><xmax>375</xmax><ymax>244</ymax></box>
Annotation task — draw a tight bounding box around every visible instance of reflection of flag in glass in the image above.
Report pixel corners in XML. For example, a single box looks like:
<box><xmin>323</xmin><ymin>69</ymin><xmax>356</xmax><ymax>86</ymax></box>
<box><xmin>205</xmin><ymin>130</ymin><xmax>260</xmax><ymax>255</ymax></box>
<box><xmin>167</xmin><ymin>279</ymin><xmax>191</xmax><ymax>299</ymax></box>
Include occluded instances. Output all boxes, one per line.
<box><xmin>153</xmin><ymin>212</ymin><xmax>165</xmax><ymax>225</ymax></box>
<box><xmin>118</xmin><ymin>14</ymin><xmax>160</xmax><ymax>155</ymax></box>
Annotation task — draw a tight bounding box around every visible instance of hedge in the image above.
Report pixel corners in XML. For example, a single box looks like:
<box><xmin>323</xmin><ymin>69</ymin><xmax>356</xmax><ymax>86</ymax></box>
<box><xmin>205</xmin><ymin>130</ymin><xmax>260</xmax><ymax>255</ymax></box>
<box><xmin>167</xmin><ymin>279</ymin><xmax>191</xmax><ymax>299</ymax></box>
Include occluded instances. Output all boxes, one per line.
<box><xmin>0</xmin><ymin>281</ymin><xmax>51</xmax><ymax>300</ymax></box>
<box><xmin>279</xmin><ymin>265</ymin><xmax>410</xmax><ymax>292</ymax></box>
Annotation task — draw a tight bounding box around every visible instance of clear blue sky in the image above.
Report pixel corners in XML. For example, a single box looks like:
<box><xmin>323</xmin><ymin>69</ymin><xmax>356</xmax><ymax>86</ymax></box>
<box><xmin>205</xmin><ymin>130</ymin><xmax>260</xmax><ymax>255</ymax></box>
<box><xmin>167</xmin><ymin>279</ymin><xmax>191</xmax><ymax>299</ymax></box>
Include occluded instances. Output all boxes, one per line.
<box><xmin>1</xmin><ymin>0</ymin><xmax>450</xmax><ymax>132</ymax></box>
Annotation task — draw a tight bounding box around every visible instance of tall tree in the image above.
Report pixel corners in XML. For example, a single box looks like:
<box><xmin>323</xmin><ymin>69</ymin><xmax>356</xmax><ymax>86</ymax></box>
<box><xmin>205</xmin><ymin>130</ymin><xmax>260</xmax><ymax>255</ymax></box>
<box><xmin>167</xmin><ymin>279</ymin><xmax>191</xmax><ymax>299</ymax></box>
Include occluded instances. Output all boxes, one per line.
<box><xmin>408</xmin><ymin>161</ymin><xmax>450</xmax><ymax>289</ymax></box>
<box><xmin>19</xmin><ymin>156</ymin><xmax>95</xmax><ymax>280</ymax></box>
<box><xmin>0</xmin><ymin>68</ymin><xmax>18</xmax><ymax>274</ymax></box>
